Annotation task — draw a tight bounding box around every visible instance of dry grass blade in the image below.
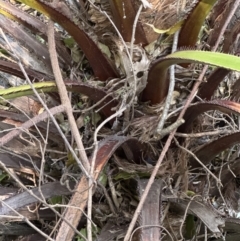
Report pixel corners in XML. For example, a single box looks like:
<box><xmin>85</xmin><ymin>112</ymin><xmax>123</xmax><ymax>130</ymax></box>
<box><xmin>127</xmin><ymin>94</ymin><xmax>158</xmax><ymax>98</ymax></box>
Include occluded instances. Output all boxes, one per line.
<box><xmin>190</xmin><ymin>132</ymin><xmax>240</xmax><ymax>168</ymax></box>
<box><xmin>169</xmin><ymin>198</ymin><xmax>224</xmax><ymax>235</ymax></box>
<box><xmin>137</xmin><ymin>179</ymin><xmax>162</xmax><ymax>241</ymax></box>
<box><xmin>0</xmin><ymin>59</ymin><xmax>52</xmax><ymax>81</ymax></box>
<box><xmin>0</xmin><ymin>0</ymin><xmax>71</xmax><ymax>65</ymax></box>
<box><xmin>0</xmin><ymin>182</ymin><xmax>73</xmax><ymax>215</ymax></box>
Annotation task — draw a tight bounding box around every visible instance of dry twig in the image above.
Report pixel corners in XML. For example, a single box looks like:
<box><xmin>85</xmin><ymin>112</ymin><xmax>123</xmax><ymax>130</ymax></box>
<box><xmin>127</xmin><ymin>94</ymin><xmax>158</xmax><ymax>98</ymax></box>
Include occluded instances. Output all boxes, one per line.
<box><xmin>47</xmin><ymin>20</ymin><xmax>89</xmax><ymax>172</ymax></box>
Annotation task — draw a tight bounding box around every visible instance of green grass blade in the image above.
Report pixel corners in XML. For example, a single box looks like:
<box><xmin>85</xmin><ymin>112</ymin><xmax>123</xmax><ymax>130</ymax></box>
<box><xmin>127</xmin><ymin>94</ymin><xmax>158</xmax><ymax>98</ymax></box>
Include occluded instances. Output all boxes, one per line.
<box><xmin>167</xmin><ymin>51</ymin><xmax>240</xmax><ymax>71</ymax></box>
<box><xmin>142</xmin><ymin>50</ymin><xmax>240</xmax><ymax>104</ymax></box>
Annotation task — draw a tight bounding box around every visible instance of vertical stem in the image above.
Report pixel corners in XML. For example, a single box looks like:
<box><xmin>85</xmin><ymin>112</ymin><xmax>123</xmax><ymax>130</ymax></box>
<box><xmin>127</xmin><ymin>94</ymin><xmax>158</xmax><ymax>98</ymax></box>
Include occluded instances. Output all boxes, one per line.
<box><xmin>47</xmin><ymin>20</ymin><xmax>90</xmax><ymax>173</ymax></box>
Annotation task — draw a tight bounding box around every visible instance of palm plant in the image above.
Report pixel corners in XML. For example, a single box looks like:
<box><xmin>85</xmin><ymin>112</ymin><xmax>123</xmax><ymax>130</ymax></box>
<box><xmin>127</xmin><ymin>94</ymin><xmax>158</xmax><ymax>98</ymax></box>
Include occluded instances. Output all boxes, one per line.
<box><xmin>1</xmin><ymin>0</ymin><xmax>240</xmax><ymax>240</ymax></box>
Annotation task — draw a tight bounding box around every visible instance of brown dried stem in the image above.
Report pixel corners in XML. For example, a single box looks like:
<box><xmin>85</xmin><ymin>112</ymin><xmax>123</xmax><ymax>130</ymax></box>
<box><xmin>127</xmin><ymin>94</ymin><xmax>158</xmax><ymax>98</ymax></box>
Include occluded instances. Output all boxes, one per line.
<box><xmin>47</xmin><ymin>20</ymin><xmax>89</xmax><ymax>172</ymax></box>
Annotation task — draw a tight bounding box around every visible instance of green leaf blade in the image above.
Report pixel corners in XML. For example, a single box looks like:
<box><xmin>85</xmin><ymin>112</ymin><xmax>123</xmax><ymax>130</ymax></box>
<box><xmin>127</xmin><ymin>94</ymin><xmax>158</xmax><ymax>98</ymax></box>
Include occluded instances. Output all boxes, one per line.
<box><xmin>142</xmin><ymin>50</ymin><xmax>240</xmax><ymax>105</ymax></box>
<box><xmin>167</xmin><ymin>51</ymin><xmax>240</xmax><ymax>71</ymax></box>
